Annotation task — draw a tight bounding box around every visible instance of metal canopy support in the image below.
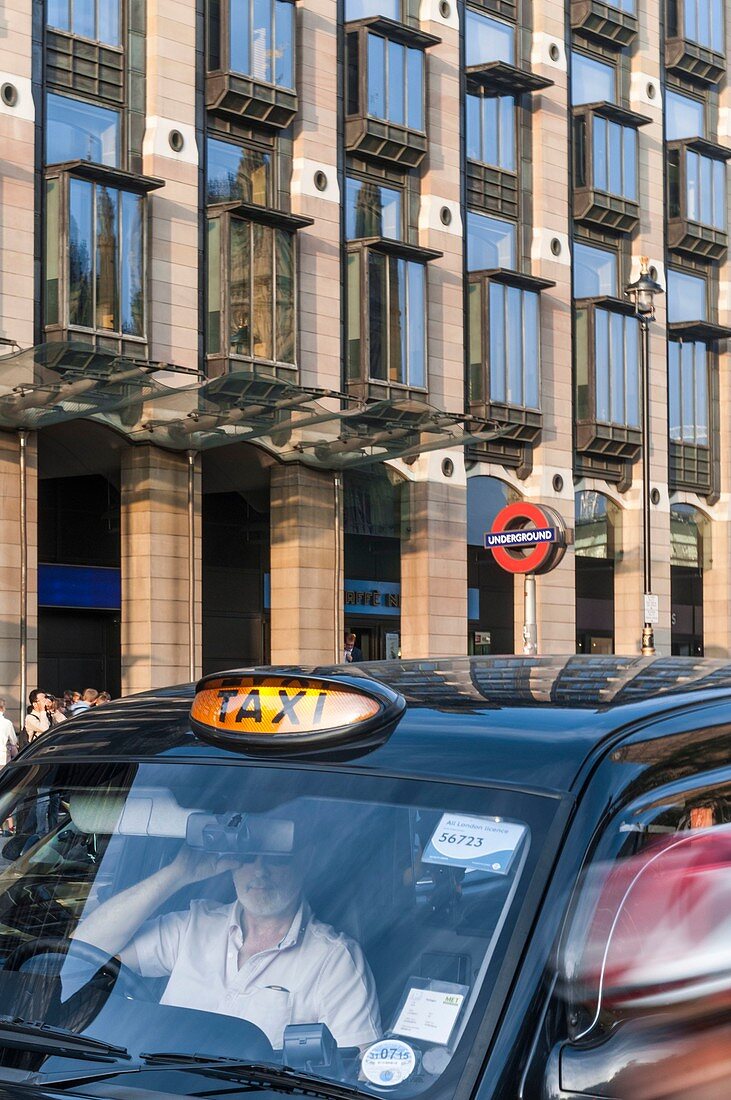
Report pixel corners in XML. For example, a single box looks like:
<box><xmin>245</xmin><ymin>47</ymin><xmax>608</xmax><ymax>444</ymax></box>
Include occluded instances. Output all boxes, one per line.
<box><xmin>18</xmin><ymin>430</ymin><xmax>28</xmax><ymax>725</ymax></box>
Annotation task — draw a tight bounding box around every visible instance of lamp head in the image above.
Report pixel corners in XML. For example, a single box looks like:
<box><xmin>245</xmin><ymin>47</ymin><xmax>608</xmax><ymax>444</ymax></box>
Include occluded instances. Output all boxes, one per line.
<box><xmin>625</xmin><ymin>258</ymin><xmax>664</xmax><ymax>320</ymax></box>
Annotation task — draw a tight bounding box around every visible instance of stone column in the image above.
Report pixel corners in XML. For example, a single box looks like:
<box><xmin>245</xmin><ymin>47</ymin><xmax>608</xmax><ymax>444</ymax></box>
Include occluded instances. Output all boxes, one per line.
<box><xmin>269</xmin><ymin>465</ymin><xmax>342</xmax><ymax>664</ymax></box>
<box><xmin>120</xmin><ymin>447</ymin><xmax>201</xmax><ymax>693</ymax></box>
<box><xmin>400</xmin><ymin>454</ymin><xmax>467</xmax><ymax>658</ymax></box>
<box><xmin>0</xmin><ymin>434</ymin><xmax>37</xmax><ymax>720</ymax></box>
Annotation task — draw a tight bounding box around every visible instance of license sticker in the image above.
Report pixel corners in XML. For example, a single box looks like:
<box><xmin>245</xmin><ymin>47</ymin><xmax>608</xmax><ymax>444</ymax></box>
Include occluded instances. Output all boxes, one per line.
<box><xmin>392</xmin><ymin>987</ymin><xmax>465</xmax><ymax>1047</ymax></box>
<box><xmin>361</xmin><ymin>1040</ymin><xmax>416</xmax><ymax>1087</ymax></box>
<box><xmin>422</xmin><ymin>813</ymin><xmax>527</xmax><ymax>874</ymax></box>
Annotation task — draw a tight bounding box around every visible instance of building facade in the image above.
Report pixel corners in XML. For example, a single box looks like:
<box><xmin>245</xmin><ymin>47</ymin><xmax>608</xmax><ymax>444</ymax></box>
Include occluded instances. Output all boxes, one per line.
<box><xmin>0</xmin><ymin>0</ymin><xmax>728</xmax><ymax>709</ymax></box>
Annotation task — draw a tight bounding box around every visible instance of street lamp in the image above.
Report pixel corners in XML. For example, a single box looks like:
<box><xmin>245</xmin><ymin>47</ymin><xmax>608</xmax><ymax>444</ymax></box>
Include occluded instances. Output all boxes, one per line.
<box><xmin>625</xmin><ymin>258</ymin><xmax>664</xmax><ymax>656</ymax></box>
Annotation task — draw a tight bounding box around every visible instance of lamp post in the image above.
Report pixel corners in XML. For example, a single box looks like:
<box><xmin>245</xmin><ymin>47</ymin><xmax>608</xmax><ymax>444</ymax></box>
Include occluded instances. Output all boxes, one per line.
<box><xmin>625</xmin><ymin>258</ymin><xmax>664</xmax><ymax>656</ymax></box>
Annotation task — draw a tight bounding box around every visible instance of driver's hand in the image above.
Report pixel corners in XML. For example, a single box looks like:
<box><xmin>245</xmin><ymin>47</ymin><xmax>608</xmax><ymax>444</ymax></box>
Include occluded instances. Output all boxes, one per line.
<box><xmin>168</xmin><ymin>844</ymin><xmax>241</xmax><ymax>885</ymax></box>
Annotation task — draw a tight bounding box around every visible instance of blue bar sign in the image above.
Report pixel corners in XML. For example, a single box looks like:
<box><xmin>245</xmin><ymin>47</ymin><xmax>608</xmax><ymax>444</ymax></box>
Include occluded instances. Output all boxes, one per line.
<box><xmin>484</xmin><ymin>527</ymin><xmax>557</xmax><ymax>550</ymax></box>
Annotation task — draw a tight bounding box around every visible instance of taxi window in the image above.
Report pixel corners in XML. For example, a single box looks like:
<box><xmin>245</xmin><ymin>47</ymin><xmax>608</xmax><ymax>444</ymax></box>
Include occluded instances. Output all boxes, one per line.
<box><xmin>0</xmin><ymin>761</ymin><xmax>559</xmax><ymax>1099</ymax></box>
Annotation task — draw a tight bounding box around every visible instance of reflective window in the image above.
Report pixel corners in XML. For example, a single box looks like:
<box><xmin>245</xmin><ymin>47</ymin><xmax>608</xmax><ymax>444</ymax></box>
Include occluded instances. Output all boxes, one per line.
<box><xmin>346</xmin><ymin>177</ymin><xmax>402</xmax><ymax>240</ymax></box>
<box><xmin>466</xmin><ymin>94</ymin><xmax>516</xmax><ymax>172</ymax></box>
<box><xmin>592</xmin><ymin>118</ymin><xmax>637</xmax><ymax>200</ymax></box>
<box><xmin>488</xmin><ymin>283</ymin><xmax>540</xmax><ymax>409</ymax></box>
<box><xmin>669</xmin><ymin>340</ymin><xmax>708</xmax><ymax>445</ymax></box>
<box><xmin>466</xmin><ymin>211</ymin><xmax>516</xmax><ymax>271</ymax></box>
<box><xmin>345</xmin><ymin>0</ymin><xmax>398</xmax><ymax>17</ymax></box>
<box><xmin>573</xmin><ymin>241</ymin><xmax>618</xmax><ymax>298</ymax></box>
<box><xmin>594</xmin><ymin>309</ymin><xmax>640</xmax><ymax>427</ymax></box>
<box><xmin>366</xmin><ymin>34</ymin><xmax>424</xmax><ymax>131</ymax></box>
<box><xmin>225</xmin><ymin>218</ymin><xmax>295</xmax><ymax>365</ymax></box>
<box><xmin>666</xmin><ymin>89</ymin><xmax>705</xmax><ymax>141</ymax></box>
<box><xmin>206</xmin><ymin>138</ymin><xmax>272</xmax><ymax>205</ymax></box>
<box><xmin>65</xmin><ymin>178</ymin><xmax>144</xmax><ymax>336</ymax></box>
<box><xmin>46</xmin><ymin>93</ymin><xmax>120</xmax><ymax>167</ymax></box>
<box><xmin>683</xmin><ymin>0</ymin><xmax>724</xmax><ymax>51</ymax></box>
<box><xmin>47</xmin><ymin>0</ymin><xmax>120</xmax><ymax>45</ymax></box>
<box><xmin>229</xmin><ymin>0</ymin><xmax>294</xmax><ymax>88</ymax></box>
<box><xmin>608</xmin><ymin>0</ymin><xmax>634</xmax><ymax>8</ymax></box>
<box><xmin>366</xmin><ymin>254</ymin><xmax>426</xmax><ymax>386</ymax></box>
<box><xmin>685</xmin><ymin>151</ymin><xmax>725</xmax><ymax>229</ymax></box>
<box><xmin>571</xmin><ymin>52</ymin><xmax>615</xmax><ymax>106</ymax></box>
<box><xmin>465</xmin><ymin>10</ymin><xmax>515</xmax><ymax>65</ymax></box>
<box><xmin>667</xmin><ymin>269</ymin><xmax>706</xmax><ymax>322</ymax></box>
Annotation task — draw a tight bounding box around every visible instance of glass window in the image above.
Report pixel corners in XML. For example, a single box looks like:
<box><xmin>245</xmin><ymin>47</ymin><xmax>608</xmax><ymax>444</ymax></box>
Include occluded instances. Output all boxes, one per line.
<box><xmin>667</xmin><ymin>269</ymin><xmax>706</xmax><ymax>323</ymax></box>
<box><xmin>65</xmin><ymin>177</ymin><xmax>145</xmax><ymax>336</ymax></box>
<box><xmin>465</xmin><ymin>10</ymin><xmax>515</xmax><ymax>66</ymax></box>
<box><xmin>207</xmin><ymin>219</ymin><xmax>222</xmax><ymax>354</ymax></box>
<box><xmin>366</xmin><ymin>34</ymin><xmax>424</xmax><ymax>131</ymax></box>
<box><xmin>46</xmin><ymin>93</ymin><xmax>120</xmax><ymax>168</ymax></box>
<box><xmin>47</xmin><ymin>0</ymin><xmax>120</xmax><ymax>46</ymax></box>
<box><xmin>346</xmin><ymin>177</ymin><xmax>402</xmax><ymax>240</ymax></box>
<box><xmin>466</xmin><ymin>211</ymin><xmax>516</xmax><ymax>272</ymax></box>
<box><xmin>488</xmin><ymin>283</ymin><xmax>540</xmax><ymax>409</ymax></box>
<box><xmin>683</xmin><ymin>0</ymin><xmax>724</xmax><ymax>51</ymax></box>
<box><xmin>571</xmin><ymin>52</ymin><xmax>616</xmax><ymax>106</ymax></box>
<box><xmin>229</xmin><ymin>0</ymin><xmax>294</xmax><ymax>89</ymax></box>
<box><xmin>222</xmin><ymin>218</ymin><xmax>295</xmax><ymax>365</ymax></box>
<box><xmin>592</xmin><ymin>118</ymin><xmax>637</xmax><ymax>200</ymax></box>
<box><xmin>685</xmin><ymin>151</ymin><xmax>726</xmax><ymax>229</ymax></box>
<box><xmin>666</xmin><ymin>89</ymin><xmax>705</xmax><ymax>141</ymax></box>
<box><xmin>206</xmin><ymin>138</ymin><xmax>272</xmax><ymax>205</ymax></box>
<box><xmin>345</xmin><ymin>0</ymin><xmax>398</xmax><ymax>16</ymax></box>
<box><xmin>45</xmin><ymin>179</ymin><xmax>60</xmax><ymax>327</ymax></box>
<box><xmin>573</xmin><ymin>242</ymin><xmax>617</xmax><ymax>298</ymax></box>
<box><xmin>365</xmin><ymin>253</ymin><xmax>426</xmax><ymax>386</ymax></box>
<box><xmin>669</xmin><ymin>340</ymin><xmax>708</xmax><ymax>446</ymax></box>
<box><xmin>466</xmin><ymin>94</ymin><xmax>516</xmax><ymax>172</ymax></box>
<box><xmin>594</xmin><ymin>308</ymin><xmax>640</xmax><ymax>427</ymax></box>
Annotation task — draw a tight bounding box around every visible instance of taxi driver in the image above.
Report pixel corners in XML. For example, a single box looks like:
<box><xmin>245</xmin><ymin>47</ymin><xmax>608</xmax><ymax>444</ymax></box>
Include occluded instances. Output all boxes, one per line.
<box><xmin>73</xmin><ymin>807</ymin><xmax>381</xmax><ymax>1050</ymax></box>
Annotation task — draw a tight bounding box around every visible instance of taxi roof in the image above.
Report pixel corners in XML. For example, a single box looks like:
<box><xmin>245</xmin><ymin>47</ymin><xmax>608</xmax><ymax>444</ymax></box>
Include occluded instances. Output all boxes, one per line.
<box><xmin>24</xmin><ymin>655</ymin><xmax>731</xmax><ymax>795</ymax></box>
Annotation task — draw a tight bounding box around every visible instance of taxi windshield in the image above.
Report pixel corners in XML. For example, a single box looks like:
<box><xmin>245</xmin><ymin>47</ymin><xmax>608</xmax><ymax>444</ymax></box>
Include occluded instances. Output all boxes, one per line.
<box><xmin>0</xmin><ymin>760</ymin><xmax>556</xmax><ymax>1098</ymax></box>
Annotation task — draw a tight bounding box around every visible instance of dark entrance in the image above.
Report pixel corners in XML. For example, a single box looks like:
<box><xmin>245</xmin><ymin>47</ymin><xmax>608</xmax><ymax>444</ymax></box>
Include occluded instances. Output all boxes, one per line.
<box><xmin>38</xmin><ymin>609</ymin><xmax>120</xmax><ymax>698</ymax></box>
<box><xmin>467</xmin><ymin>476</ymin><xmax>517</xmax><ymax>654</ymax></box>
<box><xmin>670</xmin><ymin>504</ymin><xmax>704</xmax><ymax>657</ymax></box>
<box><xmin>575</xmin><ymin>491</ymin><xmax>618</xmax><ymax>654</ymax></box>
<box><xmin>344</xmin><ymin>469</ymin><xmax>402</xmax><ymax>661</ymax></box>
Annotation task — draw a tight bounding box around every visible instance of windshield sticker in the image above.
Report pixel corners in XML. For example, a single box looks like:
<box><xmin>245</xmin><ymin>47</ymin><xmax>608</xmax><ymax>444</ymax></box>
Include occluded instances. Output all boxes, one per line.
<box><xmin>362</xmin><ymin>1040</ymin><xmax>417</xmax><ymax>1087</ymax></box>
<box><xmin>422</xmin><ymin>813</ymin><xmax>527</xmax><ymax>874</ymax></box>
<box><xmin>392</xmin><ymin>987</ymin><xmax>465</xmax><ymax>1047</ymax></box>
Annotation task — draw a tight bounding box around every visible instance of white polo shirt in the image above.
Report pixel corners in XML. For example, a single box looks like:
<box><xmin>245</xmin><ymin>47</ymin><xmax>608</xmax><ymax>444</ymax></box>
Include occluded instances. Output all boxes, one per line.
<box><xmin>130</xmin><ymin>900</ymin><xmax>381</xmax><ymax>1050</ymax></box>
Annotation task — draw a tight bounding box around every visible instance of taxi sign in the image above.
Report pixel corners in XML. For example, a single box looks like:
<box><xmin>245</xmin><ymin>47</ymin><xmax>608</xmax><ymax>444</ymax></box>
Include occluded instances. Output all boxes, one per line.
<box><xmin>190</xmin><ymin>672</ymin><xmax>405</xmax><ymax>752</ymax></box>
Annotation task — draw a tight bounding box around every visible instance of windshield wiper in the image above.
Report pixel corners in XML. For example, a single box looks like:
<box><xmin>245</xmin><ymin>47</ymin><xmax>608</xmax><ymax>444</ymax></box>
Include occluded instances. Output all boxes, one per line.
<box><xmin>0</xmin><ymin>1016</ymin><xmax>130</xmax><ymax>1063</ymax></box>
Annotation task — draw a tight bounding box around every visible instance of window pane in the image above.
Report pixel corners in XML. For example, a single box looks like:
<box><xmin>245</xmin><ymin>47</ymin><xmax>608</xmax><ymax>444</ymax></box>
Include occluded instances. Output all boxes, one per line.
<box><xmin>571</xmin><ymin>52</ymin><xmax>615</xmax><ymax>106</ymax></box>
<box><xmin>229</xmin><ymin>219</ymin><xmax>251</xmax><ymax>356</ymax></box>
<box><xmin>406</xmin><ymin>261</ymin><xmax>425</xmax><ymax>388</ymax></box>
<box><xmin>667</xmin><ymin>269</ymin><xmax>706</xmax><ymax>322</ymax></box>
<box><xmin>406</xmin><ymin>48</ymin><xmax>423</xmax><ymax>131</ymax></box>
<box><xmin>345</xmin><ymin>0</ymin><xmax>398</xmax><ymax>16</ymax></box>
<box><xmin>488</xmin><ymin>282</ymin><xmax>506</xmax><ymax>402</ymax></box>
<box><xmin>711</xmin><ymin>0</ymin><xmax>724</xmax><ymax>51</ymax></box>
<box><xmin>347</xmin><ymin>253</ymin><xmax>361</xmax><ymax>381</ymax></box>
<box><xmin>466</xmin><ymin>94</ymin><xmax>481</xmax><ymax>161</ymax></box>
<box><xmin>47</xmin><ymin>0</ymin><xmax>70</xmax><ymax>32</ymax></box>
<box><xmin>388</xmin><ymin>40</ymin><xmax>405</xmax><ymax>126</ymax></box>
<box><xmin>694</xmin><ymin>343</ymin><xmax>708</xmax><ymax>445</ymax></box>
<box><xmin>696</xmin><ymin>0</ymin><xmax>710</xmax><ymax>47</ymax></box>
<box><xmin>713</xmin><ymin>159</ymin><xmax>725</xmax><ymax>229</ymax></box>
<box><xmin>388</xmin><ymin>256</ymin><xmax>405</xmax><ymax>384</ymax></box>
<box><xmin>121</xmin><ymin>191</ymin><xmax>143</xmax><ymax>336</ymax></box>
<box><xmin>98</xmin><ymin>0</ymin><xmax>120</xmax><ymax>45</ymax></box>
<box><xmin>624</xmin><ymin>317</ymin><xmax>639</xmax><ymax>427</ymax></box>
<box><xmin>666</xmin><ymin>89</ymin><xmax>704</xmax><ymax>140</ymax></box>
<box><xmin>44</xmin><ymin>178</ymin><xmax>60</xmax><ymax>326</ymax></box>
<box><xmin>506</xmin><ymin>285</ymin><xmax>522</xmax><ymax>405</ymax></box>
<box><xmin>668</xmin><ymin>341</ymin><xmax>681</xmax><ymax>442</ymax></box>
<box><xmin>275</xmin><ymin>230</ymin><xmax>295</xmax><ymax>364</ymax></box>
<box><xmin>206</xmin><ymin>138</ymin><xmax>271</xmax><ymax>205</ymax></box>
<box><xmin>609</xmin><ymin>311</ymin><xmax>625</xmax><ymax>424</ymax></box>
<box><xmin>468</xmin><ymin>282</ymin><xmax>484</xmax><ymax>403</ymax></box>
<box><xmin>368</xmin><ymin>251</ymin><xmax>387</xmax><ymax>380</ymax></box>
<box><xmin>274</xmin><ymin>0</ymin><xmax>294</xmax><ymax>88</ymax></box>
<box><xmin>622</xmin><ymin>125</ymin><xmax>636</xmax><ymax>200</ymax></box>
<box><xmin>367</xmin><ymin>34</ymin><xmax>386</xmax><ymax>119</ymax></box>
<box><xmin>74</xmin><ymin>0</ymin><xmax>96</xmax><ymax>39</ymax></box>
<box><xmin>95</xmin><ymin>185</ymin><xmax>118</xmax><ymax>331</ymax></box>
<box><xmin>594</xmin><ymin>309</ymin><xmax>610</xmax><ymax>421</ymax></box>
<box><xmin>573</xmin><ymin>241</ymin><xmax>617</xmax><ymax>298</ymax></box>
<box><xmin>466</xmin><ymin>211</ymin><xmax>516</xmax><ymax>271</ymax></box>
<box><xmin>524</xmin><ymin>290</ymin><xmax>540</xmax><ymax>409</ymax></box>
<box><xmin>483</xmin><ymin>97</ymin><xmax>499</xmax><ymax>166</ymax></box>
<box><xmin>465</xmin><ymin>10</ymin><xmax>515</xmax><ymax>65</ymax></box>
<box><xmin>699</xmin><ymin>153</ymin><xmax>712</xmax><ymax>224</ymax></box>
<box><xmin>252</xmin><ymin>0</ymin><xmax>272</xmax><ymax>81</ymax></box>
<box><xmin>206</xmin><ymin>218</ymin><xmax>222</xmax><ymax>355</ymax></box>
<box><xmin>345</xmin><ymin>177</ymin><xmax>402</xmax><ymax>239</ymax></box>
<box><xmin>230</xmin><ymin>0</ymin><xmax>250</xmax><ymax>74</ymax></box>
<box><xmin>253</xmin><ymin>222</ymin><xmax>273</xmax><ymax>359</ymax></box>
<box><xmin>608</xmin><ymin>121</ymin><xmax>623</xmax><ymax>195</ymax></box>
<box><xmin>593</xmin><ymin>117</ymin><xmax>608</xmax><ymax>191</ymax></box>
<box><xmin>46</xmin><ymin>93</ymin><xmax>120</xmax><ymax>167</ymax></box>
<box><xmin>499</xmin><ymin>95</ymin><xmax>516</xmax><ymax>171</ymax></box>
<box><xmin>681</xmin><ymin>340</ymin><xmax>695</xmax><ymax>443</ymax></box>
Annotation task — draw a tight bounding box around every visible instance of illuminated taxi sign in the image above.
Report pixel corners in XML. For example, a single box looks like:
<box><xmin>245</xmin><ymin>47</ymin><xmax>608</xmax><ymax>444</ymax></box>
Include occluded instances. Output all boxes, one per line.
<box><xmin>190</xmin><ymin>673</ymin><xmax>402</xmax><ymax>752</ymax></box>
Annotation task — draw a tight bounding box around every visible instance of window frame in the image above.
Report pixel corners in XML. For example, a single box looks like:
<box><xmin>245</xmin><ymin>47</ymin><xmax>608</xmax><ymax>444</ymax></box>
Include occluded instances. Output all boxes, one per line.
<box><xmin>345</xmin><ymin>170</ymin><xmax>406</xmax><ymax>242</ymax></box>
<box><xmin>667</xmin><ymin>137</ymin><xmax>729</xmax><ymax>261</ymax></box>
<box><xmin>45</xmin><ymin>90</ymin><xmax>123</xmax><ymax>170</ymax></box>
<box><xmin>666</xmin><ymin>0</ymin><xmax>726</xmax><ymax>85</ymax></box>
<box><xmin>569</xmin><ymin>0</ymin><xmax>638</xmax><ymax>51</ymax></box>
<box><xmin>205</xmin><ymin>133</ymin><xmax>277</xmax><ymax>208</ymax></box>
<box><xmin>46</xmin><ymin>0</ymin><xmax>121</xmax><ymax>48</ymax></box>
<box><xmin>572</xmin><ymin>102</ymin><xmax>649</xmax><ymax>234</ymax></box>
<box><xmin>465</xmin><ymin>91</ymin><xmax>517</xmax><ymax>174</ymax></box>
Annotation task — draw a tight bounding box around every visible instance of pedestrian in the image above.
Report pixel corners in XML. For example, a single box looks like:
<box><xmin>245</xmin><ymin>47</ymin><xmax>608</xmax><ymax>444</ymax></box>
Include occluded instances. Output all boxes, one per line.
<box><xmin>67</xmin><ymin>688</ymin><xmax>98</xmax><ymax>716</ymax></box>
<box><xmin>22</xmin><ymin>690</ymin><xmax>57</xmax><ymax>837</ymax></box>
<box><xmin>46</xmin><ymin>696</ymin><xmax>67</xmax><ymax>726</ymax></box>
<box><xmin>344</xmin><ymin>633</ymin><xmax>363</xmax><ymax>663</ymax></box>
<box><xmin>23</xmin><ymin>690</ymin><xmax>50</xmax><ymax>748</ymax></box>
<box><xmin>95</xmin><ymin>691</ymin><xmax>112</xmax><ymax>705</ymax></box>
<box><xmin>0</xmin><ymin>699</ymin><xmax>18</xmax><ymax>767</ymax></box>
<box><xmin>63</xmin><ymin>690</ymin><xmax>77</xmax><ymax>716</ymax></box>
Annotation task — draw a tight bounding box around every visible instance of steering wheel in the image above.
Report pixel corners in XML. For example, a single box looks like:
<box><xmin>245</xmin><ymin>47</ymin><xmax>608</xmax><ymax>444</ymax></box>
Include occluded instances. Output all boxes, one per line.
<box><xmin>4</xmin><ymin>937</ymin><xmax>150</xmax><ymax>1001</ymax></box>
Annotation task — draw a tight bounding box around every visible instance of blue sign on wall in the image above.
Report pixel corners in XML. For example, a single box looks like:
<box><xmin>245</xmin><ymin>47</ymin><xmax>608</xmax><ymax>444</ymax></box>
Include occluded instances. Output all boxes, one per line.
<box><xmin>344</xmin><ymin>580</ymin><xmax>401</xmax><ymax>617</ymax></box>
<box><xmin>38</xmin><ymin>564</ymin><xmax>121</xmax><ymax>611</ymax></box>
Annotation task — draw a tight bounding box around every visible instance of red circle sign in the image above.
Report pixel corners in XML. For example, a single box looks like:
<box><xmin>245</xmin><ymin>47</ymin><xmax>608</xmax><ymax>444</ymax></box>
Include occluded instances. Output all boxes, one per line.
<box><xmin>488</xmin><ymin>502</ymin><xmax>566</xmax><ymax>575</ymax></box>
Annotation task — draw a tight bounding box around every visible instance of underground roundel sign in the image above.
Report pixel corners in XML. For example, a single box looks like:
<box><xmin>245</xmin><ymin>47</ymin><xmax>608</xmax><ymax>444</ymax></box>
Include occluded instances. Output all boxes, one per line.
<box><xmin>484</xmin><ymin>502</ymin><xmax>567</xmax><ymax>575</ymax></box>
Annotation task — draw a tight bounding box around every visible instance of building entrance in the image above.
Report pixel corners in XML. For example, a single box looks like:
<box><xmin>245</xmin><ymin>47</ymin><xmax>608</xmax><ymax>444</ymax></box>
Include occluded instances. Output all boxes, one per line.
<box><xmin>670</xmin><ymin>504</ymin><xmax>705</xmax><ymax>657</ymax></box>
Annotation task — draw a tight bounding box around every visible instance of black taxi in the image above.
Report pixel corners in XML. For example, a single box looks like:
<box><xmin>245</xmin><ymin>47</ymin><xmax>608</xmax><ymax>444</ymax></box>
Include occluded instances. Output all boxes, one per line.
<box><xmin>0</xmin><ymin>655</ymin><xmax>729</xmax><ymax>1100</ymax></box>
